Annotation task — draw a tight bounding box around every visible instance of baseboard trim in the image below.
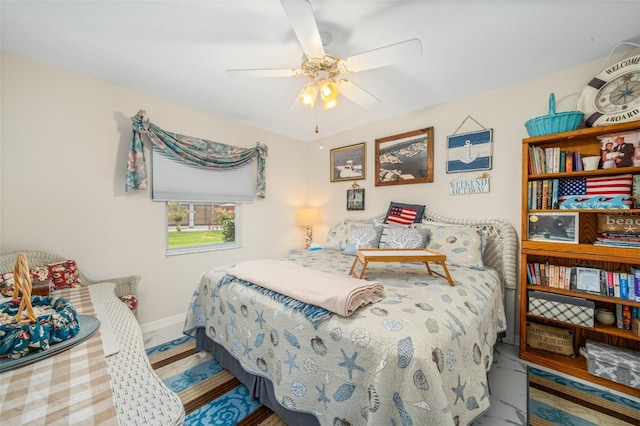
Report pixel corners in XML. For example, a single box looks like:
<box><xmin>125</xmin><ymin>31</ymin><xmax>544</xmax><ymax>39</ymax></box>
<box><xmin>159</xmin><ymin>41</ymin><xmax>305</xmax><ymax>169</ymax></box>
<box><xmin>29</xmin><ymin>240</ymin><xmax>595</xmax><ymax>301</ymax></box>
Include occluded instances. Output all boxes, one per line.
<box><xmin>140</xmin><ymin>312</ymin><xmax>185</xmax><ymax>334</ymax></box>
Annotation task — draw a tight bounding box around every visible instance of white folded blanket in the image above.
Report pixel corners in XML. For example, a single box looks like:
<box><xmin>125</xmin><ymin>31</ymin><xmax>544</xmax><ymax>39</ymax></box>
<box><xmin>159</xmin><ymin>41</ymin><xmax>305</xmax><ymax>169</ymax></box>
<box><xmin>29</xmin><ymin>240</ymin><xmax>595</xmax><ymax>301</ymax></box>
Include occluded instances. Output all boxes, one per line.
<box><xmin>226</xmin><ymin>259</ymin><xmax>384</xmax><ymax>316</ymax></box>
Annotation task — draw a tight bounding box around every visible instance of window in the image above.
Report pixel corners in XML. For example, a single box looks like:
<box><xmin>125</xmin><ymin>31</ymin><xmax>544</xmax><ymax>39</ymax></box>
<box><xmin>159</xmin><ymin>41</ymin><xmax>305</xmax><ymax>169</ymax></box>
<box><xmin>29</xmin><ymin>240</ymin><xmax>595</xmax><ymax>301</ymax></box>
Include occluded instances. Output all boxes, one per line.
<box><xmin>166</xmin><ymin>201</ymin><xmax>239</xmax><ymax>255</ymax></box>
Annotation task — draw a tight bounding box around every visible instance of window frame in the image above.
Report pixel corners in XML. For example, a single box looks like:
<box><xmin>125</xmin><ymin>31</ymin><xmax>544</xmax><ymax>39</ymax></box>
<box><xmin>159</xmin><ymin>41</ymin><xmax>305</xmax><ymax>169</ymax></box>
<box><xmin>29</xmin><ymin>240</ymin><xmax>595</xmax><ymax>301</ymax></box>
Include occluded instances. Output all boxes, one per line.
<box><xmin>165</xmin><ymin>201</ymin><xmax>241</xmax><ymax>256</ymax></box>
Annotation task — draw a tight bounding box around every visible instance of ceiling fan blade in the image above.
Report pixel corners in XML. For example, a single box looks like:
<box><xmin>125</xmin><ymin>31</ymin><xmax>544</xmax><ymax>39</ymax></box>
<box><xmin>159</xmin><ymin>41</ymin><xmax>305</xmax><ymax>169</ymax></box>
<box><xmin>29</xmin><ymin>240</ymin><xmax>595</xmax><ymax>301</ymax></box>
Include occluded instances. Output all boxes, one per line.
<box><xmin>281</xmin><ymin>0</ymin><xmax>325</xmax><ymax>59</ymax></box>
<box><xmin>340</xmin><ymin>38</ymin><xmax>422</xmax><ymax>73</ymax></box>
<box><xmin>227</xmin><ymin>68</ymin><xmax>300</xmax><ymax>78</ymax></box>
<box><xmin>338</xmin><ymin>80</ymin><xmax>381</xmax><ymax>109</ymax></box>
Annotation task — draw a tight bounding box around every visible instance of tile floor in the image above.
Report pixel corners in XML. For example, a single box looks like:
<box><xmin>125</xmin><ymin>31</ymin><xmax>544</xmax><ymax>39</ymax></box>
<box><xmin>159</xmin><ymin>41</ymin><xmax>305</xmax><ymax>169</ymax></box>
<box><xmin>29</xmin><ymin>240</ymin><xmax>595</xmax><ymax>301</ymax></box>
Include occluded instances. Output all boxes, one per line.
<box><xmin>143</xmin><ymin>322</ymin><xmax>529</xmax><ymax>425</ymax></box>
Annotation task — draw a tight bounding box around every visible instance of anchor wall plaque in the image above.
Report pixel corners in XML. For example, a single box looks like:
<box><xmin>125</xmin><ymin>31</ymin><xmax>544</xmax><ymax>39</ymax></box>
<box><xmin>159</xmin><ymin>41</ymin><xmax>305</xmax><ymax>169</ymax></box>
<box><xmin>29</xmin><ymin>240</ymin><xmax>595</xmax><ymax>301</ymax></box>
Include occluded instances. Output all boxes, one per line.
<box><xmin>446</xmin><ymin>127</ymin><xmax>493</xmax><ymax>173</ymax></box>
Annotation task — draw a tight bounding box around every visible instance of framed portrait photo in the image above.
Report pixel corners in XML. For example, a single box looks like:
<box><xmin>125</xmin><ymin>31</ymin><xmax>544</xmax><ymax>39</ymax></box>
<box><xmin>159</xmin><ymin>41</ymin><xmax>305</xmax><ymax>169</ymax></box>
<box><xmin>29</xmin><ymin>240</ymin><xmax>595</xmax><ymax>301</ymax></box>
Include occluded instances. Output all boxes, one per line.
<box><xmin>330</xmin><ymin>142</ymin><xmax>366</xmax><ymax>182</ymax></box>
<box><xmin>597</xmin><ymin>130</ymin><xmax>640</xmax><ymax>170</ymax></box>
<box><xmin>527</xmin><ymin>212</ymin><xmax>579</xmax><ymax>244</ymax></box>
<box><xmin>375</xmin><ymin>127</ymin><xmax>434</xmax><ymax>186</ymax></box>
<box><xmin>346</xmin><ymin>188</ymin><xmax>365</xmax><ymax>211</ymax></box>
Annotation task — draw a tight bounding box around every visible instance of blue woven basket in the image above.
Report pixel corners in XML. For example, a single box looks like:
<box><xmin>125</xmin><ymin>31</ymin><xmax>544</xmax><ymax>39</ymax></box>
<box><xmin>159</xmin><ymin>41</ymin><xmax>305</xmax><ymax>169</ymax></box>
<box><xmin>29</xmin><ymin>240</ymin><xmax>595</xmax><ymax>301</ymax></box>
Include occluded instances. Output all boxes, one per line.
<box><xmin>525</xmin><ymin>93</ymin><xmax>584</xmax><ymax>137</ymax></box>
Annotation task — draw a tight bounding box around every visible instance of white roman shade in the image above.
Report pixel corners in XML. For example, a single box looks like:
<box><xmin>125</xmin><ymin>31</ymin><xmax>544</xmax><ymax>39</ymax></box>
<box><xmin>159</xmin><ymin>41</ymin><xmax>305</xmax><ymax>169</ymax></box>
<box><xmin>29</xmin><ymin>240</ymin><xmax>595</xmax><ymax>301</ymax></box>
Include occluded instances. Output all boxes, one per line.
<box><xmin>151</xmin><ymin>147</ymin><xmax>254</xmax><ymax>203</ymax></box>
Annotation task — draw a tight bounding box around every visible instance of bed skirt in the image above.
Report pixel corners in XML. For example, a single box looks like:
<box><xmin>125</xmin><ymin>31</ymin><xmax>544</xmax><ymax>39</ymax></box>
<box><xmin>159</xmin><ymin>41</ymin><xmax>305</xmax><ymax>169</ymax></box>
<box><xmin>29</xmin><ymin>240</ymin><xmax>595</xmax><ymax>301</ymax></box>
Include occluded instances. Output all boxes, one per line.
<box><xmin>195</xmin><ymin>328</ymin><xmax>320</xmax><ymax>426</ymax></box>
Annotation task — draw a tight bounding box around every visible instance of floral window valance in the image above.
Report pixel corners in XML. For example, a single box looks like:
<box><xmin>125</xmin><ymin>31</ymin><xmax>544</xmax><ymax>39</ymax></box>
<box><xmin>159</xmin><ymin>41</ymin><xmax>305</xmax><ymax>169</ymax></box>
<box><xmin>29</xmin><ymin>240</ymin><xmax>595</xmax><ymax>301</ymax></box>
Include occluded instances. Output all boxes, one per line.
<box><xmin>125</xmin><ymin>110</ymin><xmax>268</xmax><ymax>198</ymax></box>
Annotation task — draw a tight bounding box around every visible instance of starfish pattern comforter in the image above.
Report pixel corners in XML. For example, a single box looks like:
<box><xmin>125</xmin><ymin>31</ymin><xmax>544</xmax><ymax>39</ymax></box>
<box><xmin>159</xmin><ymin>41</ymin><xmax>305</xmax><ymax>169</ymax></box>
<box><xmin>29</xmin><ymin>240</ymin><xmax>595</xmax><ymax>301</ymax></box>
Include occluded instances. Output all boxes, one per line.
<box><xmin>184</xmin><ymin>249</ymin><xmax>506</xmax><ymax>425</ymax></box>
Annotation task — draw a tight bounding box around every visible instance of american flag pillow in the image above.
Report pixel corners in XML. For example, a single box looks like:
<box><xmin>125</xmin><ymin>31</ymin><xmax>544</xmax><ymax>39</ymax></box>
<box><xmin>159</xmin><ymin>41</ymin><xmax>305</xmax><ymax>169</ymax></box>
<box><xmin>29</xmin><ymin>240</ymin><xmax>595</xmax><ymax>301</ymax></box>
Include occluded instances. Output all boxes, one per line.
<box><xmin>385</xmin><ymin>206</ymin><xmax>418</xmax><ymax>226</ymax></box>
<box><xmin>558</xmin><ymin>174</ymin><xmax>633</xmax><ymax>205</ymax></box>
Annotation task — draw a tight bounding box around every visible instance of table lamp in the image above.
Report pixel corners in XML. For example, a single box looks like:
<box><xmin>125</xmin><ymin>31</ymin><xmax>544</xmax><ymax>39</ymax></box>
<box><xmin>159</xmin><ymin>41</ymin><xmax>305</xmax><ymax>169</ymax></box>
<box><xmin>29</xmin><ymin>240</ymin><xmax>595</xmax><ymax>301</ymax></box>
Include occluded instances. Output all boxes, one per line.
<box><xmin>297</xmin><ymin>208</ymin><xmax>321</xmax><ymax>249</ymax></box>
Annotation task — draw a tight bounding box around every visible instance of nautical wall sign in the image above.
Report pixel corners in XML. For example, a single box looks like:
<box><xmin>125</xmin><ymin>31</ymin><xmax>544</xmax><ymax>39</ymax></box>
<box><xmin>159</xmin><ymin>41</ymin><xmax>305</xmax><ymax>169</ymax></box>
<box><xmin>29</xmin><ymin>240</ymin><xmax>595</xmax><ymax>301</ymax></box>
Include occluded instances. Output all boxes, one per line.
<box><xmin>448</xmin><ymin>177</ymin><xmax>490</xmax><ymax>195</ymax></box>
<box><xmin>446</xmin><ymin>129</ymin><xmax>493</xmax><ymax>173</ymax></box>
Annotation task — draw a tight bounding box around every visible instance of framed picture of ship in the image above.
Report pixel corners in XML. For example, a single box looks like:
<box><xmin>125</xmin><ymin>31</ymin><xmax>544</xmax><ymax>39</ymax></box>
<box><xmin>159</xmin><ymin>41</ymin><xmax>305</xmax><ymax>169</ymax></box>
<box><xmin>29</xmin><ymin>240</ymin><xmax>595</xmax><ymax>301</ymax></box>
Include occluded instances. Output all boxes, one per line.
<box><xmin>375</xmin><ymin>127</ymin><xmax>434</xmax><ymax>186</ymax></box>
<box><xmin>330</xmin><ymin>142</ymin><xmax>366</xmax><ymax>182</ymax></box>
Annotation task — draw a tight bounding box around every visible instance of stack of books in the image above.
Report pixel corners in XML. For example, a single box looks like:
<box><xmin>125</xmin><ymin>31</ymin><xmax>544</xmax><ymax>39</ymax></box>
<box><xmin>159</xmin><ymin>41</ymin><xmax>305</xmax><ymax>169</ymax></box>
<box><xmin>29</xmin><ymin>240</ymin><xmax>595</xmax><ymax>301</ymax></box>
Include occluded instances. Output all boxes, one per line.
<box><xmin>594</xmin><ymin>233</ymin><xmax>640</xmax><ymax>248</ymax></box>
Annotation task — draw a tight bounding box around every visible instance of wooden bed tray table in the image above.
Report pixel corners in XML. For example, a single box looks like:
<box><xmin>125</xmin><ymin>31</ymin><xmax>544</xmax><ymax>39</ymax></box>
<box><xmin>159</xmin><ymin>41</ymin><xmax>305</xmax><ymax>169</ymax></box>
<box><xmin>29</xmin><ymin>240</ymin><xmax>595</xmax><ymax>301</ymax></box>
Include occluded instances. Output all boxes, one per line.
<box><xmin>349</xmin><ymin>248</ymin><xmax>455</xmax><ymax>286</ymax></box>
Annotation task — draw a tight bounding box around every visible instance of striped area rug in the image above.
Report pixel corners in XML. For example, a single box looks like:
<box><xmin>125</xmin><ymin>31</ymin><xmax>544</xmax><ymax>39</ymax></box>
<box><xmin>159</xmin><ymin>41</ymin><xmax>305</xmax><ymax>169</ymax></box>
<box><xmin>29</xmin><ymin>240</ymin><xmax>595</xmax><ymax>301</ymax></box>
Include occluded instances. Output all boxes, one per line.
<box><xmin>146</xmin><ymin>336</ymin><xmax>285</xmax><ymax>425</ymax></box>
<box><xmin>527</xmin><ymin>366</ymin><xmax>640</xmax><ymax>425</ymax></box>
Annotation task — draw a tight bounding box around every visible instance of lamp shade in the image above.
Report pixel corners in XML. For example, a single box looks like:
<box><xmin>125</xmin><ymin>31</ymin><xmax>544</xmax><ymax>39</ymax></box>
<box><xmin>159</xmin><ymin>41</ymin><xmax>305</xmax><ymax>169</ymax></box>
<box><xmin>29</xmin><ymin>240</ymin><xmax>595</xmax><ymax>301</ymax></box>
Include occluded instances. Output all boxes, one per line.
<box><xmin>297</xmin><ymin>208</ymin><xmax>321</xmax><ymax>226</ymax></box>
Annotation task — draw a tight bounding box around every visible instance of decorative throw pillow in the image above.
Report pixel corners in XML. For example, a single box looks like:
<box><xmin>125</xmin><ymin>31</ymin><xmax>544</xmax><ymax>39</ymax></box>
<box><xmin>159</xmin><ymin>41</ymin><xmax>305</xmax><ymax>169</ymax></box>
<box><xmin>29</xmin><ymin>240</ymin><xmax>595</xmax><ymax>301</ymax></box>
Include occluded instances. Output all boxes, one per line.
<box><xmin>343</xmin><ymin>225</ymin><xmax>383</xmax><ymax>255</ymax></box>
<box><xmin>1</xmin><ymin>267</ymin><xmax>53</xmax><ymax>297</ymax></box>
<box><xmin>383</xmin><ymin>227</ymin><xmax>430</xmax><ymax>249</ymax></box>
<box><xmin>30</xmin><ymin>265</ymin><xmax>50</xmax><ymax>281</ymax></box>
<box><xmin>118</xmin><ymin>294</ymin><xmax>138</xmax><ymax>313</ymax></box>
<box><xmin>0</xmin><ymin>272</ymin><xmax>14</xmax><ymax>297</ymax></box>
<box><xmin>419</xmin><ymin>223</ymin><xmax>485</xmax><ymax>270</ymax></box>
<box><xmin>48</xmin><ymin>260</ymin><xmax>81</xmax><ymax>289</ymax></box>
<box><xmin>324</xmin><ymin>221</ymin><xmax>350</xmax><ymax>250</ymax></box>
<box><xmin>384</xmin><ymin>201</ymin><xmax>425</xmax><ymax>226</ymax></box>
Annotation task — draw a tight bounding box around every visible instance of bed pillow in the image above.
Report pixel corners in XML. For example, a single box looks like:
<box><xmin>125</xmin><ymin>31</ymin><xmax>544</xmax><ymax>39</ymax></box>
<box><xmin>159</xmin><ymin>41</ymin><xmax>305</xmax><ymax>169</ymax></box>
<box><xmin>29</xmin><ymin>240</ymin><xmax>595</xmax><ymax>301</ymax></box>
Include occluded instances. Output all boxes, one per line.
<box><xmin>418</xmin><ymin>223</ymin><xmax>485</xmax><ymax>270</ymax></box>
<box><xmin>343</xmin><ymin>225</ymin><xmax>384</xmax><ymax>255</ymax></box>
<box><xmin>324</xmin><ymin>221</ymin><xmax>350</xmax><ymax>250</ymax></box>
<box><xmin>384</xmin><ymin>201</ymin><xmax>425</xmax><ymax>225</ymax></box>
<box><xmin>382</xmin><ymin>226</ymin><xmax>430</xmax><ymax>249</ymax></box>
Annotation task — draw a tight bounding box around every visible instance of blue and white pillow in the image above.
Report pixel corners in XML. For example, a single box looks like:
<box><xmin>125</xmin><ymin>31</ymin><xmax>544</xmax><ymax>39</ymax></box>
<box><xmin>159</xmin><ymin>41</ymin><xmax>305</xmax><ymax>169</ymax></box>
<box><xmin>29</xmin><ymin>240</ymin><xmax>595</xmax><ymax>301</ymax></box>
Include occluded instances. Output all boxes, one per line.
<box><xmin>343</xmin><ymin>225</ymin><xmax>384</xmax><ymax>255</ymax></box>
<box><xmin>383</xmin><ymin>227</ymin><xmax>429</xmax><ymax>249</ymax></box>
<box><xmin>324</xmin><ymin>221</ymin><xmax>350</xmax><ymax>250</ymax></box>
<box><xmin>416</xmin><ymin>223</ymin><xmax>485</xmax><ymax>270</ymax></box>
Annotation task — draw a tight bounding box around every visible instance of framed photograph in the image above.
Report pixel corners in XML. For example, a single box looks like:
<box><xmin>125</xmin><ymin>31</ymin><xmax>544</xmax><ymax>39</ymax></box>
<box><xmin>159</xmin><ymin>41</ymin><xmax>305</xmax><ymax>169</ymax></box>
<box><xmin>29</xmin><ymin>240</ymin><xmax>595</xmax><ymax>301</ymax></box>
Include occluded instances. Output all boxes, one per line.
<box><xmin>527</xmin><ymin>212</ymin><xmax>579</xmax><ymax>244</ymax></box>
<box><xmin>575</xmin><ymin>267</ymin><xmax>602</xmax><ymax>293</ymax></box>
<box><xmin>346</xmin><ymin>188</ymin><xmax>365</xmax><ymax>210</ymax></box>
<box><xmin>330</xmin><ymin>142</ymin><xmax>366</xmax><ymax>182</ymax></box>
<box><xmin>375</xmin><ymin>127</ymin><xmax>434</xmax><ymax>186</ymax></box>
<box><xmin>597</xmin><ymin>130</ymin><xmax>640</xmax><ymax>170</ymax></box>
<box><xmin>446</xmin><ymin>129</ymin><xmax>493</xmax><ymax>173</ymax></box>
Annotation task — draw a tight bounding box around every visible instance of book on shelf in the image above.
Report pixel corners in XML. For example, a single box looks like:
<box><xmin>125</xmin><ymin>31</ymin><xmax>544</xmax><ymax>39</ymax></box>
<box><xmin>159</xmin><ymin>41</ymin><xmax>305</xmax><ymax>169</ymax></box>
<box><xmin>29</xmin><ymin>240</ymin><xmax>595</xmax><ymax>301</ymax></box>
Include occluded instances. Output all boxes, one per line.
<box><xmin>573</xmin><ymin>151</ymin><xmax>582</xmax><ymax>171</ymax></box>
<box><xmin>617</xmin><ymin>304</ymin><xmax>624</xmax><ymax>329</ymax></box>
<box><xmin>606</xmin><ymin>270</ymin><xmax>615</xmax><ymax>296</ymax></box>
<box><xmin>614</xmin><ymin>272</ymin><xmax>621</xmax><ymax>298</ymax></box>
<box><xmin>633</xmin><ymin>174</ymin><xmax>640</xmax><ymax>208</ymax></box>
<box><xmin>565</xmin><ymin>151</ymin><xmax>573</xmax><ymax>172</ymax></box>
<box><xmin>620</xmin><ymin>273</ymin><xmax>629</xmax><ymax>299</ymax></box>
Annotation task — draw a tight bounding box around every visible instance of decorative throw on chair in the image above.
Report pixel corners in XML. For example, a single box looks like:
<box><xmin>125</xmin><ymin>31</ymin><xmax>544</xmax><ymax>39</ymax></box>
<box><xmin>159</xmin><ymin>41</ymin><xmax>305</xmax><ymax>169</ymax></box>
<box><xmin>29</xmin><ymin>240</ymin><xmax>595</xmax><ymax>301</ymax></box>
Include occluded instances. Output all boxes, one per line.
<box><xmin>125</xmin><ymin>110</ymin><xmax>268</xmax><ymax>198</ymax></box>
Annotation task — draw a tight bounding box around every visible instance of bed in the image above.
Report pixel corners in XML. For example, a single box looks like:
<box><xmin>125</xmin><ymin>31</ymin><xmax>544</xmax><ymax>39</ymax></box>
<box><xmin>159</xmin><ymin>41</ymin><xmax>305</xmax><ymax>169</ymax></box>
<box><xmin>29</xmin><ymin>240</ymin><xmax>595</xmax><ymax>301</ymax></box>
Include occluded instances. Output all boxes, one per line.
<box><xmin>183</xmin><ymin>209</ymin><xmax>517</xmax><ymax>425</ymax></box>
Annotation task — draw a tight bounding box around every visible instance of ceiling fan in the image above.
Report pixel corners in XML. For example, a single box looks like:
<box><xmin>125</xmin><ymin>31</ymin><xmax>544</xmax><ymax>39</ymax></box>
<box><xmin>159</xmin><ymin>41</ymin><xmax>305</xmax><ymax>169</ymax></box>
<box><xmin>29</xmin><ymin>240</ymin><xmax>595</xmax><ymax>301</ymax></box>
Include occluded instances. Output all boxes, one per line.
<box><xmin>226</xmin><ymin>0</ymin><xmax>422</xmax><ymax>112</ymax></box>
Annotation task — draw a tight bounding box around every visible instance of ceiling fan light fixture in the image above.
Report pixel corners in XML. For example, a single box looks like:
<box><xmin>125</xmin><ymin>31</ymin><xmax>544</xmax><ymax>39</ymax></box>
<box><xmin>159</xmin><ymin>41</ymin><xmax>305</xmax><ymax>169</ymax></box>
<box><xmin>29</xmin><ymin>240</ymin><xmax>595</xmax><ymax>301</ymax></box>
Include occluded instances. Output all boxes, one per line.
<box><xmin>323</xmin><ymin>97</ymin><xmax>339</xmax><ymax>110</ymax></box>
<box><xmin>300</xmin><ymin>83</ymin><xmax>318</xmax><ymax>107</ymax></box>
<box><xmin>319</xmin><ymin>80</ymin><xmax>338</xmax><ymax>101</ymax></box>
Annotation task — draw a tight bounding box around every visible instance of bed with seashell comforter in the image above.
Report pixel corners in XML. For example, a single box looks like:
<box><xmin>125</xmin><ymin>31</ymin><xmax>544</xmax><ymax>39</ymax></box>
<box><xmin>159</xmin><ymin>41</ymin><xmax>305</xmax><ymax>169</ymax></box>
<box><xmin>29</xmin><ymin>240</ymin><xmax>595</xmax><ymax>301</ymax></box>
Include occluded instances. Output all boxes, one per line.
<box><xmin>183</xmin><ymin>210</ymin><xmax>517</xmax><ymax>426</ymax></box>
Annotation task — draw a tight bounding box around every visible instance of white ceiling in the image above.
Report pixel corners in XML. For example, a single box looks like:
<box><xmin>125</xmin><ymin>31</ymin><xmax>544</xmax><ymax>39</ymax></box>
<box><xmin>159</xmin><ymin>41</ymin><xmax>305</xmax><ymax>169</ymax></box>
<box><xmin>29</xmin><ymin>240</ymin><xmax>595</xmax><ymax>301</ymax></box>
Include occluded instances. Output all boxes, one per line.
<box><xmin>2</xmin><ymin>1</ymin><xmax>640</xmax><ymax>142</ymax></box>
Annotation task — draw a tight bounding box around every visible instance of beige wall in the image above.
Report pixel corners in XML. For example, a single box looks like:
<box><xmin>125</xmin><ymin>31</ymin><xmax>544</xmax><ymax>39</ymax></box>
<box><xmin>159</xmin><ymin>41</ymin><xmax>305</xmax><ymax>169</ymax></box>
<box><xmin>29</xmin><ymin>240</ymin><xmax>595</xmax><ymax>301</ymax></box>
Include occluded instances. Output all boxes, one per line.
<box><xmin>0</xmin><ymin>49</ymin><xmax>613</xmax><ymax>338</ymax></box>
<box><xmin>0</xmin><ymin>51</ymin><xmax>308</xmax><ymax>324</ymax></box>
<box><xmin>305</xmin><ymin>61</ymin><xmax>602</xmax><ymax>238</ymax></box>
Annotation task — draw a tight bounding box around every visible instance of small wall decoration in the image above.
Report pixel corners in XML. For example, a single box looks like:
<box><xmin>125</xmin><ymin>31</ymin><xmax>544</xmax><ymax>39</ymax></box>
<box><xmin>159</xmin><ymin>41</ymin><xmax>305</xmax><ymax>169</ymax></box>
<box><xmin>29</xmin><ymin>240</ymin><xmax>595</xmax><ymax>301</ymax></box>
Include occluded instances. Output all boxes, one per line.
<box><xmin>347</xmin><ymin>183</ymin><xmax>365</xmax><ymax>210</ymax></box>
<box><xmin>446</xmin><ymin>128</ymin><xmax>493</xmax><ymax>173</ymax></box>
<box><xmin>330</xmin><ymin>142</ymin><xmax>366</xmax><ymax>182</ymax></box>
<box><xmin>528</xmin><ymin>212</ymin><xmax>579</xmax><ymax>244</ymax></box>
<box><xmin>448</xmin><ymin>174</ymin><xmax>490</xmax><ymax>195</ymax></box>
<box><xmin>375</xmin><ymin>127</ymin><xmax>433</xmax><ymax>187</ymax></box>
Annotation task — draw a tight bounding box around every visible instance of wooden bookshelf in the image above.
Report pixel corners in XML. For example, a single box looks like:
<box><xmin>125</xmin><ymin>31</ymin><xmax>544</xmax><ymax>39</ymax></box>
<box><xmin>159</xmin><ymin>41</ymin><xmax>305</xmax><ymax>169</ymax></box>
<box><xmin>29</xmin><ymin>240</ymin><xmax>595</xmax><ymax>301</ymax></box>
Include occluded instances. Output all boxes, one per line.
<box><xmin>520</xmin><ymin>121</ymin><xmax>640</xmax><ymax>397</ymax></box>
